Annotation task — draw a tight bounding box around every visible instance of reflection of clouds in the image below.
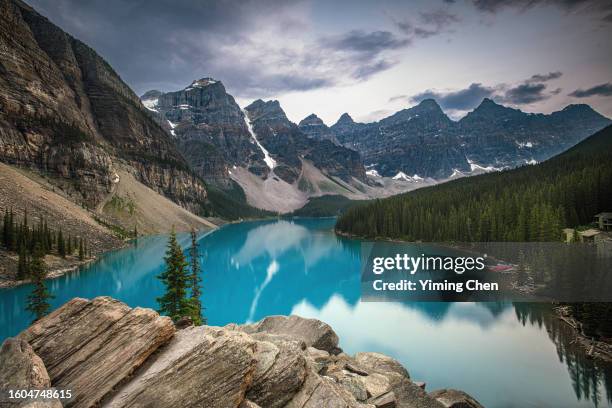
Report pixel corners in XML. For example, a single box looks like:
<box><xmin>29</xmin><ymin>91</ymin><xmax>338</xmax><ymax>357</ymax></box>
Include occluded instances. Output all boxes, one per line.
<box><xmin>291</xmin><ymin>296</ymin><xmax>577</xmax><ymax>407</ymax></box>
<box><xmin>247</xmin><ymin>259</ymin><xmax>279</xmax><ymax>322</ymax></box>
<box><xmin>233</xmin><ymin>221</ymin><xmax>309</xmax><ymax>265</ymax></box>
<box><xmin>302</xmin><ymin>233</ymin><xmax>337</xmax><ymax>270</ymax></box>
<box><xmin>232</xmin><ymin>221</ymin><xmax>343</xmax><ymax>272</ymax></box>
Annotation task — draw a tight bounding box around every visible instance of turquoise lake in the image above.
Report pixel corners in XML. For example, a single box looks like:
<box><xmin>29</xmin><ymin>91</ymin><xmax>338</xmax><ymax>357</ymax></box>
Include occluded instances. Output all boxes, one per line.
<box><xmin>1</xmin><ymin>218</ymin><xmax>611</xmax><ymax>408</ymax></box>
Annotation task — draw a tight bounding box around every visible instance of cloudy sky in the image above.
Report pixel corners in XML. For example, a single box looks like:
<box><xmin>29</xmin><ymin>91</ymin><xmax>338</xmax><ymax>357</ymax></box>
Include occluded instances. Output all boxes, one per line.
<box><xmin>28</xmin><ymin>0</ymin><xmax>612</xmax><ymax>123</ymax></box>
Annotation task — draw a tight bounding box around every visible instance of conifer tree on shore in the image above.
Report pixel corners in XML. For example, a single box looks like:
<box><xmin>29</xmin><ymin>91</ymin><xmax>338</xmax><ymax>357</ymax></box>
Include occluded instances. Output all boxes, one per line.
<box><xmin>157</xmin><ymin>228</ymin><xmax>194</xmax><ymax>322</ymax></box>
<box><xmin>26</xmin><ymin>244</ymin><xmax>53</xmax><ymax>322</ymax></box>
<box><xmin>189</xmin><ymin>228</ymin><xmax>204</xmax><ymax>325</ymax></box>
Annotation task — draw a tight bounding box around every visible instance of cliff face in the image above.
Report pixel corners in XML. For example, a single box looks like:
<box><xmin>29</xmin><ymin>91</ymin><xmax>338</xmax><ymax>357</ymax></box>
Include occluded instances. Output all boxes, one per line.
<box><xmin>142</xmin><ymin>78</ymin><xmax>268</xmax><ymax>187</ymax></box>
<box><xmin>0</xmin><ymin>0</ymin><xmax>207</xmax><ymax>212</ymax></box>
<box><xmin>1</xmin><ymin>296</ymin><xmax>485</xmax><ymax>408</ymax></box>
<box><xmin>245</xmin><ymin>99</ymin><xmax>367</xmax><ymax>184</ymax></box>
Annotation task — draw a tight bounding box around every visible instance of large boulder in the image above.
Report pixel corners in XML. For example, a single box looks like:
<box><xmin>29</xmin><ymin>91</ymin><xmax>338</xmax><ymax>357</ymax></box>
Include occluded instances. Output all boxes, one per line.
<box><xmin>19</xmin><ymin>297</ymin><xmax>175</xmax><ymax>408</ymax></box>
<box><xmin>354</xmin><ymin>353</ymin><xmax>410</xmax><ymax>379</ymax></box>
<box><xmin>429</xmin><ymin>389</ymin><xmax>485</xmax><ymax>408</ymax></box>
<box><xmin>235</xmin><ymin>315</ymin><xmax>340</xmax><ymax>354</ymax></box>
<box><xmin>0</xmin><ymin>338</ymin><xmax>61</xmax><ymax>408</ymax></box>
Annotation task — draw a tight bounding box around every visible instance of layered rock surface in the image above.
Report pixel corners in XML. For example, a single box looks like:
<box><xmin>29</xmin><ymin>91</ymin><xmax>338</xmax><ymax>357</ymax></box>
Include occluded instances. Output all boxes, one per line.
<box><xmin>2</xmin><ymin>297</ymin><xmax>485</xmax><ymax>408</ymax></box>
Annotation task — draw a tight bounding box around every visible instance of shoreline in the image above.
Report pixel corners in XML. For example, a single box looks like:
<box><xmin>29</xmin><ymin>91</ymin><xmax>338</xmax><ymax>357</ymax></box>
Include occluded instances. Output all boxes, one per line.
<box><xmin>0</xmin><ymin>223</ymin><xmax>223</xmax><ymax>289</ymax></box>
<box><xmin>554</xmin><ymin>305</ymin><xmax>612</xmax><ymax>363</ymax></box>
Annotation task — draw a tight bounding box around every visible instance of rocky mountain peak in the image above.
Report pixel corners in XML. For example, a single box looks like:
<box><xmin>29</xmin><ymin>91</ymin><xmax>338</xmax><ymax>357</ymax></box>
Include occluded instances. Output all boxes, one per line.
<box><xmin>462</xmin><ymin>97</ymin><xmax>523</xmax><ymax>122</ymax></box>
<box><xmin>245</xmin><ymin>99</ymin><xmax>288</xmax><ymax>122</ymax></box>
<box><xmin>299</xmin><ymin>113</ymin><xmax>325</xmax><ymax>127</ymax></box>
<box><xmin>335</xmin><ymin>113</ymin><xmax>355</xmax><ymax>126</ymax></box>
<box><xmin>186</xmin><ymin>77</ymin><xmax>219</xmax><ymax>89</ymax></box>
<box><xmin>141</xmin><ymin>90</ymin><xmax>162</xmax><ymax>100</ymax></box>
<box><xmin>414</xmin><ymin>98</ymin><xmax>442</xmax><ymax>112</ymax></box>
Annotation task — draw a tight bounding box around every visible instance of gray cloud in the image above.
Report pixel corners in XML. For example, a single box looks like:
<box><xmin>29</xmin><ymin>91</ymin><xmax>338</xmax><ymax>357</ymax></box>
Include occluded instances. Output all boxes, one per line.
<box><xmin>403</xmin><ymin>72</ymin><xmax>565</xmax><ymax>111</ymax></box>
<box><xmin>569</xmin><ymin>82</ymin><xmax>612</xmax><ymax>97</ymax></box>
<box><xmin>527</xmin><ymin>71</ymin><xmax>563</xmax><ymax>83</ymax></box>
<box><xmin>406</xmin><ymin>83</ymin><xmax>495</xmax><ymax>110</ymax></box>
<box><xmin>325</xmin><ymin>30</ymin><xmax>410</xmax><ymax>55</ymax></box>
<box><xmin>394</xmin><ymin>8</ymin><xmax>460</xmax><ymax>40</ymax></box>
<box><xmin>502</xmin><ymin>83</ymin><xmax>548</xmax><ymax>104</ymax></box>
<box><xmin>27</xmin><ymin>0</ymin><xmax>408</xmax><ymax>99</ymax></box>
<box><xmin>470</xmin><ymin>0</ymin><xmax>612</xmax><ymax>23</ymax></box>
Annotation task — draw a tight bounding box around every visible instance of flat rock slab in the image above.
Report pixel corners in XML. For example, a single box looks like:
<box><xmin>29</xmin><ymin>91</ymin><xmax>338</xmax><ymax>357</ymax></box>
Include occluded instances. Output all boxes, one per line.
<box><xmin>19</xmin><ymin>297</ymin><xmax>175</xmax><ymax>408</ymax></box>
<box><xmin>237</xmin><ymin>315</ymin><xmax>340</xmax><ymax>354</ymax></box>
<box><xmin>103</xmin><ymin>326</ymin><xmax>256</xmax><ymax>408</ymax></box>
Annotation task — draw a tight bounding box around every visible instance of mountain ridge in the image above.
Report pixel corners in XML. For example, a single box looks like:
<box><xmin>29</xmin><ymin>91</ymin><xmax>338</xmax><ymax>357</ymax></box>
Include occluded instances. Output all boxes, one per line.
<box><xmin>0</xmin><ymin>0</ymin><xmax>209</xmax><ymax>221</ymax></box>
<box><xmin>301</xmin><ymin>97</ymin><xmax>610</xmax><ymax>179</ymax></box>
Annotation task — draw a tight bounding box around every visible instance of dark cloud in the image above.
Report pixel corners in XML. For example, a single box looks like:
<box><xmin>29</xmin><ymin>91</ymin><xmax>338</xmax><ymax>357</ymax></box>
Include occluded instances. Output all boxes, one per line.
<box><xmin>325</xmin><ymin>30</ymin><xmax>410</xmax><ymax>55</ymax></box>
<box><xmin>502</xmin><ymin>83</ymin><xmax>548</xmax><ymax>104</ymax></box>
<box><xmin>569</xmin><ymin>82</ymin><xmax>612</xmax><ymax>97</ymax></box>
<box><xmin>527</xmin><ymin>71</ymin><xmax>563</xmax><ymax>83</ymax></box>
<box><xmin>470</xmin><ymin>0</ymin><xmax>612</xmax><ymax>23</ymax></box>
<box><xmin>26</xmin><ymin>0</ymin><xmax>407</xmax><ymax>99</ymax></box>
<box><xmin>394</xmin><ymin>8</ymin><xmax>460</xmax><ymax>40</ymax></box>
<box><xmin>321</xmin><ymin>30</ymin><xmax>409</xmax><ymax>81</ymax></box>
<box><xmin>403</xmin><ymin>72</ymin><xmax>565</xmax><ymax>111</ymax></box>
<box><xmin>408</xmin><ymin>83</ymin><xmax>495</xmax><ymax>110</ymax></box>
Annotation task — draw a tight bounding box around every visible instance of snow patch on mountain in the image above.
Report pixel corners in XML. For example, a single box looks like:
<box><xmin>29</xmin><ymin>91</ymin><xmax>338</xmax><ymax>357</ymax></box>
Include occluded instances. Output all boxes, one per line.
<box><xmin>467</xmin><ymin>158</ymin><xmax>502</xmax><ymax>172</ymax></box>
<box><xmin>392</xmin><ymin>171</ymin><xmax>424</xmax><ymax>182</ymax></box>
<box><xmin>185</xmin><ymin>78</ymin><xmax>218</xmax><ymax>91</ymax></box>
<box><xmin>243</xmin><ymin>109</ymin><xmax>276</xmax><ymax>170</ymax></box>
<box><xmin>366</xmin><ymin>169</ymin><xmax>381</xmax><ymax>178</ymax></box>
<box><xmin>516</xmin><ymin>141</ymin><xmax>534</xmax><ymax>148</ymax></box>
<box><xmin>142</xmin><ymin>97</ymin><xmax>158</xmax><ymax>112</ymax></box>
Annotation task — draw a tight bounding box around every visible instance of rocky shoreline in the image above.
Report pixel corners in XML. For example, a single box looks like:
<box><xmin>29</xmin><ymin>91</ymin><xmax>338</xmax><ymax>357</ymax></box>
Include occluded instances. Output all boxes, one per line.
<box><xmin>554</xmin><ymin>305</ymin><xmax>612</xmax><ymax>363</ymax></box>
<box><xmin>0</xmin><ymin>296</ymin><xmax>484</xmax><ymax>408</ymax></box>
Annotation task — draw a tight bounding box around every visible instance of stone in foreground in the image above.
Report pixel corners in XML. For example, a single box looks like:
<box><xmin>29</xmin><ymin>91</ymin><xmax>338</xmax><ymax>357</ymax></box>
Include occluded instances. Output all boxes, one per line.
<box><xmin>429</xmin><ymin>389</ymin><xmax>485</xmax><ymax>408</ymax></box>
<box><xmin>5</xmin><ymin>297</ymin><xmax>483</xmax><ymax>408</ymax></box>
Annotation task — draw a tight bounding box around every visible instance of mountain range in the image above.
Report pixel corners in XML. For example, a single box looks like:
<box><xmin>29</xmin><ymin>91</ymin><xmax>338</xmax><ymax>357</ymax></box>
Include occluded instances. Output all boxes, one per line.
<box><xmin>0</xmin><ymin>0</ymin><xmax>610</xmax><ymax>223</ymax></box>
<box><xmin>305</xmin><ymin>98</ymin><xmax>611</xmax><ymax>179</ymax></box>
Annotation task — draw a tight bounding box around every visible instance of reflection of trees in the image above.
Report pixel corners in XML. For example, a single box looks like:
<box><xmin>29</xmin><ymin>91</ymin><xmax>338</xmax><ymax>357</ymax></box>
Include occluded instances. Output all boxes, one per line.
<box><xmin>514</xmin><ymin>303</ymin><xmax>612</xmax><ymax>406</ymax></box>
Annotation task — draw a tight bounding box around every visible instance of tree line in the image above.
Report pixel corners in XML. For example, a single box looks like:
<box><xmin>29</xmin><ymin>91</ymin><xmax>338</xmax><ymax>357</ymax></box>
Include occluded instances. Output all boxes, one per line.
<box><xmin>336</xmin><ymin>125</ymin><xmax>612</xmax><ymax>242</ymax></box>
<box><xmin>2</xmin><ymin>208</ymin><xmax>91</xmax><ymax>280</ymax></box>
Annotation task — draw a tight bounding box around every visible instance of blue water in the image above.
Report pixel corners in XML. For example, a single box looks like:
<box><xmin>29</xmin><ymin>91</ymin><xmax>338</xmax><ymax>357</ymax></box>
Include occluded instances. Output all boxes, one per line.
<box><xmin>1</xmin><ymin>218</ymin><xmax>610</xmax><ymax>408</ymax></box>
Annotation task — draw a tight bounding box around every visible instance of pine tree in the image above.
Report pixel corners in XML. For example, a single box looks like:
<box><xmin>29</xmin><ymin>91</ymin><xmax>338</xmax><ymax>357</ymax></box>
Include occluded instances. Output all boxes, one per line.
<box><xmin>17</xmin><ymin>244</ymin><xmax>28</xmax><ymax>279</ymax></box>
<box><xmin>25</xmin><ymin>244</ymin><xmax>53</xmax><ymax>322</ymax></box>
<box><xmin>58</xmin><ymin>229</ymin><xmax>66</xmax><ymax>258</ymax></box>
<box><xmin>78</xmin><ymin>238</ymin><xmax>84</xmax><ymax>261</ymax></box>
<box><xmin>7</xmin><ymin>209</ymin><xmax>15</xmax><ymax>250</ymax></box>
<box><xmin>189</xmin><ymin>228</ymin><xmax>204</xmax><ymax>325</ymax></box>
<box><xmin>2</xmin><ymin>208</ymin><xmax>9</xmax><ymax>248</ymax></box>
<box><xmin>67</xmin><ymin>234</ymin><xmax>73</xmax><ymax>255</ymax></box>
<box><xmin>156</xmin><ymin>228</ymin><xmax>193</xmax><ymax>322</ymax></box>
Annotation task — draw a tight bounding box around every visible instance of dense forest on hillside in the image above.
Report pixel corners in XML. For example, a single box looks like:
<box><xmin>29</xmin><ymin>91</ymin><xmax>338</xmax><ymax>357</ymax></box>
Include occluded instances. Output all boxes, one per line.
<box><xmin>336</xmin><ymin>125</ymin><xmax>612</xmax><ymax>242</ymax></box>
<box><xmin>2</xmin><ymin>209</ymin><xmax>90</xmax><ymax>279</ymax></box>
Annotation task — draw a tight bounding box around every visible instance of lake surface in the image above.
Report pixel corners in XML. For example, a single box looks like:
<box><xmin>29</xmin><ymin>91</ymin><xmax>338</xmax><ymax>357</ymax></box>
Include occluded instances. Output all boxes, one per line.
<box><xmin>1</xmin><ymin>218</ymin><xmax>610</xmax><ymax>408</ymax></box>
